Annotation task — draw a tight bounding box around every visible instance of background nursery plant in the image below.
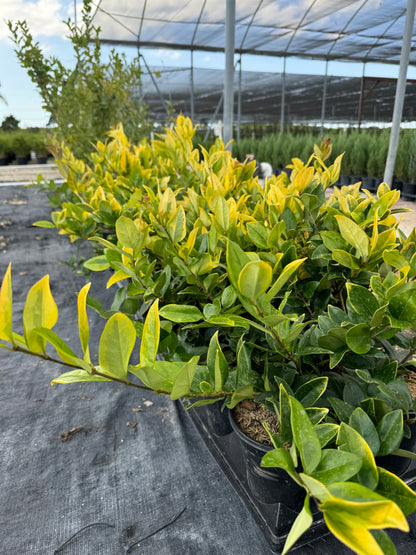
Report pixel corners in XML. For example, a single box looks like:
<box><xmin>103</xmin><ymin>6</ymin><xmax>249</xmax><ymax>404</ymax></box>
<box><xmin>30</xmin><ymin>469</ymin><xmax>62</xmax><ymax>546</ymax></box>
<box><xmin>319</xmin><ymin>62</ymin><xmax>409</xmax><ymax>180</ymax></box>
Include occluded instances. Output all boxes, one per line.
<box><xmin>2</xmin><ymin>116</ymin><xmax>416</xmax><ymax>554</ymax></box>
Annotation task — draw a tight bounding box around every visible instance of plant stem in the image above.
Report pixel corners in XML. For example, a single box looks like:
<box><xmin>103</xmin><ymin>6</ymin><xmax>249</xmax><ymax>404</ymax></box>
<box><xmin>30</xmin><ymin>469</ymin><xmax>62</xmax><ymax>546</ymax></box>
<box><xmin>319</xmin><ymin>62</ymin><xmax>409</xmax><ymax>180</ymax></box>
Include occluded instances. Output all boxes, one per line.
<box><xmin>9</xmin><ymin>343</ymin><xmax>259</xmax><ymax>400</ymax></box>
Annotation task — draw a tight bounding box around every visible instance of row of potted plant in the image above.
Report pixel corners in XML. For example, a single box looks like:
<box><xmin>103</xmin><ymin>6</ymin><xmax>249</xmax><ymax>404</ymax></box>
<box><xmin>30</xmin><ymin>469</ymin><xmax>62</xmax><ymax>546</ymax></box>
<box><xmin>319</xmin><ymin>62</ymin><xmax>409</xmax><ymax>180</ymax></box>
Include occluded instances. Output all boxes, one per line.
<box><xmin>0</xmin><ymin>129</ymin><xmax>50</xmax><ymax>165</ymax></box>
<box><xmin>2</xmin><ymin>116</ymin><xmax>416</xmax><ymax>554</ymax></box>
<box><xmin>233</xmin><ymin>128</ymin><xmax>416</xmax><ymax>185</ymax></box>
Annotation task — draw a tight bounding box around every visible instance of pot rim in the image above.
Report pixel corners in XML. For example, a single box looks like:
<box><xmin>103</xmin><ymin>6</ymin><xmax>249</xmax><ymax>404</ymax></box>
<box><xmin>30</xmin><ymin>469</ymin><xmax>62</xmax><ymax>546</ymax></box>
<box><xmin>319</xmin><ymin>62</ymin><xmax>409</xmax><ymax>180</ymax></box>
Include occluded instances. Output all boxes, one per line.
<box><xmin>228</xmin><ymin>408</ymin><xmax>273</xmax><ymax>454</ymax></box>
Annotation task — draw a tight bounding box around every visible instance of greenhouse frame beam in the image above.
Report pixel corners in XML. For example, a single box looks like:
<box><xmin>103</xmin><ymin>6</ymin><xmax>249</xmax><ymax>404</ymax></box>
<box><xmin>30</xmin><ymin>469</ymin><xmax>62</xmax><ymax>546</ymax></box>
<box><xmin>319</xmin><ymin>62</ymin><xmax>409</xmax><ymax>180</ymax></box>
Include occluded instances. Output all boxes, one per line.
<box><xmin>223</xmin><ymin>0</ymin><xmax>235</xmax><ymax>149</ymax></box>
<box><xmin>384</xmin><ymin>0</ymin><xmax>416</xmax><ymax>185</ymax></box>
<box><xmin>98</xmin><ymin>39</ymin><xmax>411</xmax><ymax>67</ymax></box>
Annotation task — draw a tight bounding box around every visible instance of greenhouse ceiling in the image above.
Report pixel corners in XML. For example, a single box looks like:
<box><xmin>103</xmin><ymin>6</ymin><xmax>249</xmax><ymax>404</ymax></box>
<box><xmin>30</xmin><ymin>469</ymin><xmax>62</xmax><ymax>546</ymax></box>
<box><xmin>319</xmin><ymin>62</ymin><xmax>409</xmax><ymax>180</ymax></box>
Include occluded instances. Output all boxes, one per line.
<box><xmin>90</xmin><ymin>0</ymin><xmax>416</xmax><ymax>127</ymax></box>
<box><xmin>92</xmin><ymin>0</ymin><xmax>416</xmax><ymax>65</ymax></box>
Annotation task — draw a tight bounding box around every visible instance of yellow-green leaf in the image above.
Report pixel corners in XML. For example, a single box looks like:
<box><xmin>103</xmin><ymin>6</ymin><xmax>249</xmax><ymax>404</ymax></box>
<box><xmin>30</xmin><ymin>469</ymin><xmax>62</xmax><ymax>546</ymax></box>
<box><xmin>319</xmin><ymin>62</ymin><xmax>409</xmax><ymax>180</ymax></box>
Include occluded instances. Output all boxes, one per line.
<box><xmin>170</xmin><ymin>356</ymin><xmax>199</xmax><ymax>400</ymax></box>
<box><xmin>282</xmin><ymin>495</ymin><xmax>313</xmax><ymax>555</ymax></box>
<box><xmin>23</xmin><ymin>275</ymin><xmax>58</xmax><ymax>353</ymax></box>
<box><xmin>321</xmin><ymin>496</ymin><xmax>408</xmax><ymax>531</ymax></box>
<box><xmin>99</xmin><ymin>313</ymin><xmax>136</xmax><ymax>379</ymax></box>
<box><xmin>51</xmin><ymin>369</ymin><xmax>112</xmax><ymax>384</ymax></box>
<box><xmin>324</xmin><ymin>512</ymin><xmax>384</xmax><ymax>555</ymax></box>
<box><xmin>106</xmin><ymin>269</ymin><xmax>131</xmax><ymax>288</ymax></box>
<box><xmin>263</xmin><ymin>258</ymin><xmax>306</xmax><ymax>304</ymax></box>
<box><xmin>0</xmin><ymin>263</ymin><xmax>12</xmax><ymax>342</ymax></box>
<box><xmin>77</xmin><ymin>282</ymin><xmax>91</xmax><ymax>361</ymax></box>
<box><xmin>238</xmin><ymin>260</ymin><xmax>273</xmax><ymax>302</ymax></box>
<box><xmin>335</xmin><ymin>215</ymin><xmax>369</xmax><ymax>260</ymax></box>
<box><xmin>140</xmin><ymin>300</ymin><xmax>160</xmax><ymax>367</ymax></box>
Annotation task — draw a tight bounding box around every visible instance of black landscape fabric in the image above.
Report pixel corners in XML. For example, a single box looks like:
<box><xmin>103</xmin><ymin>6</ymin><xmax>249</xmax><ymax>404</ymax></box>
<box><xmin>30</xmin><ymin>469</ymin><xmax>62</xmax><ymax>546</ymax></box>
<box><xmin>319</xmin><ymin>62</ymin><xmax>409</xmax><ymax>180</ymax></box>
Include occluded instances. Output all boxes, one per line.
<box><xmin>1</xmin><ymin>183</ymin><xmax>416</xmax><ymax>554</ymax></box>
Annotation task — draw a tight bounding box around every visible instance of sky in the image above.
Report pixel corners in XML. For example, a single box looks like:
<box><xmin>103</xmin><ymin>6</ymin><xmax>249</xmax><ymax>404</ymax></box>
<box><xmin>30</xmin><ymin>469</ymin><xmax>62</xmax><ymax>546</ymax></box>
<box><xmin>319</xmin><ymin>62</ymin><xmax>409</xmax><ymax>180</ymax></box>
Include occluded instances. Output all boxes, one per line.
<box><xmin>1</xmin><ymin>0</ymin><xmax>415</xmax><ymax>129</ymax></box>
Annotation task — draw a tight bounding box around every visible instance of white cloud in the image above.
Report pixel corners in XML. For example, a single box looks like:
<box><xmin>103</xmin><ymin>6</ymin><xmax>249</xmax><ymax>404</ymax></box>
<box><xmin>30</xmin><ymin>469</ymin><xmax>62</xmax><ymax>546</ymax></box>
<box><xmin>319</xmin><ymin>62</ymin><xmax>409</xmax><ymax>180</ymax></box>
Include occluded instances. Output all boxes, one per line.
<box><xmin>0</xmin><ymin>1</ymin><xmax>69</xmax><ymax>40</ymax></box>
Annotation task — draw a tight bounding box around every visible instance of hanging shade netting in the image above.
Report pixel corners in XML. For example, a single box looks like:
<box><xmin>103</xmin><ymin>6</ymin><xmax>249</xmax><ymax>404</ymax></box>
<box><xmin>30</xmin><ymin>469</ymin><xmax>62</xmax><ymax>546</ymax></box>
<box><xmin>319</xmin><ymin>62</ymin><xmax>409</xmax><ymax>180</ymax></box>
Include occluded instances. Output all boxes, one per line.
<box><xmin>92</xmin><ymin>0</ymin><xmax>416</xmax><ymax>65</ymax></box>
<box><xmin>138</xmin><ymin>67</ymin><xmax>416</xmax><ymax>124</ymax></box>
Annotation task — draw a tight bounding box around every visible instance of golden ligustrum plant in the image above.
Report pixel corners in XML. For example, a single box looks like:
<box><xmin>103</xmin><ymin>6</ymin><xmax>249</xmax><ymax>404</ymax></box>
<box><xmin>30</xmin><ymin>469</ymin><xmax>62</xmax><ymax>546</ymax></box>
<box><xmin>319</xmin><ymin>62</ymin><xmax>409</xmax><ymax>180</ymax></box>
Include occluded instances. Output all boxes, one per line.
<box><xmin>3</xmin><ymin>116</ymin><xmax>416</xmax><ymax>554</ymax></box>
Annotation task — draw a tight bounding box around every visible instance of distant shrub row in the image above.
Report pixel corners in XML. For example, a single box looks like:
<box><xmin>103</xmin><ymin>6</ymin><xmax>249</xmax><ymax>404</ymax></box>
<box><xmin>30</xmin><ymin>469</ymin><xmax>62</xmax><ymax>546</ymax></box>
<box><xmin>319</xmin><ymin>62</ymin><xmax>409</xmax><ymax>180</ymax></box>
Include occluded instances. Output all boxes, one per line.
<box><xmin>232</xmin><ymin>129</ymin><xmax>416</xmax><ymax>183</ymax></box>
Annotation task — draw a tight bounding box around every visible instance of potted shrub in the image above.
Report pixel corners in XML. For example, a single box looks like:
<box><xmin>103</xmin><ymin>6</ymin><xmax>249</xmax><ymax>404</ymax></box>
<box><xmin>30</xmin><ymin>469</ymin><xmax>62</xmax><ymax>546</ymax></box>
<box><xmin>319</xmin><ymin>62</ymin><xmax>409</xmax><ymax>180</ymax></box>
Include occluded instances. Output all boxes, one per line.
<box><xmin>32</xmin><ymin>130</ymin><xmax>50</xmax><ymax>164</ymax></box>
<box><xmin>0</xmin><ymin>131</ymin><xmax>12</xmax><ymax>165</ymax></box>
<box><xmin>10</xmin><ymin>130</ymin><xmax>33</xmax><ymax>164</ymax></box>
<box><xmin>2</xmin><ymin>116</ymin><xmax>416</xmax><ymax>554</ymax></box>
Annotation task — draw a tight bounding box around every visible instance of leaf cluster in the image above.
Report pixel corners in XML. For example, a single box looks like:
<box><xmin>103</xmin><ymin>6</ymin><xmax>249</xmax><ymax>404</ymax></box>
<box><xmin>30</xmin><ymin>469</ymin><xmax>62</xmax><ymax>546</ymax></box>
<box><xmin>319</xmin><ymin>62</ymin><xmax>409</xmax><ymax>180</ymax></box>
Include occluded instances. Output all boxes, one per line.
<box><xmin>3</xmin><ymin>115</ymin><xmax>416</xmax><ymax>554</ymax></box>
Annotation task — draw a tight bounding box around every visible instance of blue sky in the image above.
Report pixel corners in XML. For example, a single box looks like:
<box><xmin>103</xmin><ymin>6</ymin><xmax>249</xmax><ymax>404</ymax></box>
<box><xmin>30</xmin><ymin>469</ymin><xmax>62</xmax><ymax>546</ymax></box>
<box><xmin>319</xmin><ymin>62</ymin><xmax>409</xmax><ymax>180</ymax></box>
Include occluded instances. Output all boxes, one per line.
<box><xmin>1</xmin><ymin>0</ymin><xmax>415</xmax><ymax>129</ymax></box>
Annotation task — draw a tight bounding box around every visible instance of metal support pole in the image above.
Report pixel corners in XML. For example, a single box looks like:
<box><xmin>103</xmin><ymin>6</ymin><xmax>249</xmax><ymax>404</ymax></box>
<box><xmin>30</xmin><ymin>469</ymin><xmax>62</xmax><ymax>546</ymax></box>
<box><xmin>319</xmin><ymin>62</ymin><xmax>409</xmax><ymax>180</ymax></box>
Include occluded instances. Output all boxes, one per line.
<box><xmin>281</xmin><ymin>58</ymin><xmax>286</xmax><ymax>133</ymax></box>
<box><xmin>237</xmin><ymin>57</ymin><xmax>242</xmax><ymax>141</ymax></box>
<box><xmin>203</xmin><ymin>96</ymin><xmax>224</xmax><ymax>143</ymax></box>
<box><xmin>320</xmin><ymin>60</ymin><xmax>328</xmax><ymax>137</ymax></box>
<box><xmin>223</xmin><ymin>0</ymin><xmax>235</xmax><ymax>150</ymax></box>
<box><xmin>384</xmin><ymin>0</ymin><xmax>416</xmax><ymax>185</ymax></box>
<box><xmin>357</xmin><ymin>73</ymin><xmax>365</xmax><ymax>133</ymax></box>
<box><xmin>190</xmin><ymin>50</ymin><xmax>195</xmax><ymax>122</ymax></box>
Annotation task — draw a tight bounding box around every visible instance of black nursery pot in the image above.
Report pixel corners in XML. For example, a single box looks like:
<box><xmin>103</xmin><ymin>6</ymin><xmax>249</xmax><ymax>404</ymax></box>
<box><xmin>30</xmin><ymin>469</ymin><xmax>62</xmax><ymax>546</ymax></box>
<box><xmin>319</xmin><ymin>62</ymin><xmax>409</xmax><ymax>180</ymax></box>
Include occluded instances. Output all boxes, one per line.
<box><xmin>228</xmin><ymin>410</ymin><xmax>304</xmax><ymax>509</ymax></box>
<box><xmin>197</xmin><ymin>401</ymin><xmax>233</xmax><ymax>437</ymax></box>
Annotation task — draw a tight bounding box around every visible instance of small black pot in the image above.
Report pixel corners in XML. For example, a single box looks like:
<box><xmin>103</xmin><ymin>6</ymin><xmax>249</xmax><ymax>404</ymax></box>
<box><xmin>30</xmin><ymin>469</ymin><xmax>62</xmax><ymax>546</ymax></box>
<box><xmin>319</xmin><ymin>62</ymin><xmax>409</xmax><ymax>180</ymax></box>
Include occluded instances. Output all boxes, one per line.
<box><xmin>362</xmin><ymin>177</ymin><xmax>376</xmax><ymax>192</ymax></box>
<box><xmin>402</xmin><ymin>182</ymin><xmax>416</xmax><ymax>201</ymax></box>
<box><xmin>339</xmin><ymin>175</ymin><xmax>351</xmax><ymax>186</ymax></box>
<box><xmin>229</xmin><ymin>410</ymin><xmax>304</xmax><ymax>508</ymax></box>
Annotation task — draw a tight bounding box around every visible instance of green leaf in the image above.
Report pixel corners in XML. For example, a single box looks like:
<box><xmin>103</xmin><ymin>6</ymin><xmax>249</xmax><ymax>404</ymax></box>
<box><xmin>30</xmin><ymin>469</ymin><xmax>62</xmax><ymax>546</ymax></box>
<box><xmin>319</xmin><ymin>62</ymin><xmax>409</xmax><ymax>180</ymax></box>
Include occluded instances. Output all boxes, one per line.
<box><xmin>140</xmin><ymin>300</ymin><xmax>160</xmax><ymax>367</ymax></box>
<box><xmin>159</xmin><ymin>304</ymin><xmax>203</xmax><ymax>323</ymax></box>
<box><xmin>226</xmin><ymin>239</ymin><xmax>252</xmax><ymax>289</ymax></box>
<box><xmin>226</xmin><ymin>385</ymin><xmax>254</xmax><ymax>409</ymax></box>
<box><xmin>99</xmin><ymin>313</ymin><xmax>136</xmax><ymax>380</ymax></box>
<box><xmin>294</xmin><ymin>377</ymin><xmax>328</xmax><ymax>407</ymax></box>
<box><xmin>376</xmin><ymin>467</ymin><xmax>416</xmax><ymax>516</ymax></box>
<box><xmin>207</xmin><ymin>331</ymin><xmax>229</xmax><ymax>391</ymax></box>
<box><xmin>116</xmin><ymin>216</ymin><xmax>140</xmax><ymax>250</ymax></box>
<box><xmin>346</xmin><ymin>324</ymin><xmax>372</xmax><ymax>354</ymax></box>
<box><xmin>376</xmin><ymin>410</ymin><xmax>403</xmax><ymax>456</ymax></box>
<box><xmin>316</xmin><ymin>423</ymin><xmax>339</xmax><ymax>448</ymax></box>
<box><xmin>246</xmin><ymin>221</ymin><xmax>270</xmax><ymax>249</ymax></box>
<box><xmin>347</xmin><ymin>283</ymin><xmax>379</xmax><ymax>323</ymax></box>
<box><xmin>328</xmin><ymin>397</ymin><xmax>355</xmax><ymax>422</ymax></box>
<box><xmin>32</xmin><ymin>220</ymin><xmax>55</xmax><ymax>228</ymax></box>
<box><xmin>311</xmin><ymin>449</ymin><xmax>363</xmax><ymax>485</ymax></box>
<box><xmin>261</xmin><ymin>447</ymin><xmax>298</xmax><ymax>483</ymax></box>
<box><xmin>370</xmin><ymin>530</ymin><xmax>397</xmax><ymax>555</ymax></box>
<box><xmin>332</xmin><ymin>249</ymin><xmax>360</xmax><ymax>270</ymax></box>
<box><xmin>388</xmin><ymin>288</ymin><xmax>416</xmax><ymax>324</ymax></box>
<box><xmin>299</xmin><ymin>474</ymin><xmax>331</xmax><ymax>502</ymax></box>
<box><xmin>337</xmin><ymin>422</ymin><xmax>378</xmax><ymax>490</ymax></box>
<box><xmin>279</xmin><ymin>384</ymin><xmax>292</xmax><ymax>444</ymax></box>
<box><xmin>51</xmin><ymin>369</ymin><xmax>112</xmax><ymax>384</ymax></box>
<box><xmin>170</xmin><ymin>356</ymin><xmax>199</xmax><ymax>400</ymax></box>
<box><xmin>290</xmin><ymin>396</ymin><xmax>321</xmax><ymax>475</ymax></box>
<box><xmin>168</xmin><ymin>205</ymin><xmax>187</xmax><ymax>243</ymax></box>
<box><xmin>238</xmin><ymin>260</ymin><xmax>273</xmax><ymax>302</ymax></box>
<box><xmin>83</xmin><ymin>255</ymin><xmax>111</xmax><ymax>272</ymax></box>
<box><xmin>321</xmin><ymin>230</ymin><xmax>349</xmax><ymax>251</ymax></box>
<box><xmin>23</xmin><ymin>275</ymin><xmax>58</xmax><ymax>353</ymax></box>
<box><xmin>383</xmin><ymin>250</ymin><xmax>410</xmax><ymax>271</ymax></box>
<box><xmin>282</xmin><ymin>495</ymin><xmax>313</xmax><ymax>555</ymax></box>
<box><xmin>349</xmin><ymin>407</ymin><xmax>380</xmax><ymax>456</ymax></box>
<box><xmin>335</xmin><ymin>215</ymin><xmax>369</xmax><ymax>259</ymax></box>
<box><xmin>0</xmin><ymin>263</ymin><xmax>12</xmax><ymax>342</ymax></box>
